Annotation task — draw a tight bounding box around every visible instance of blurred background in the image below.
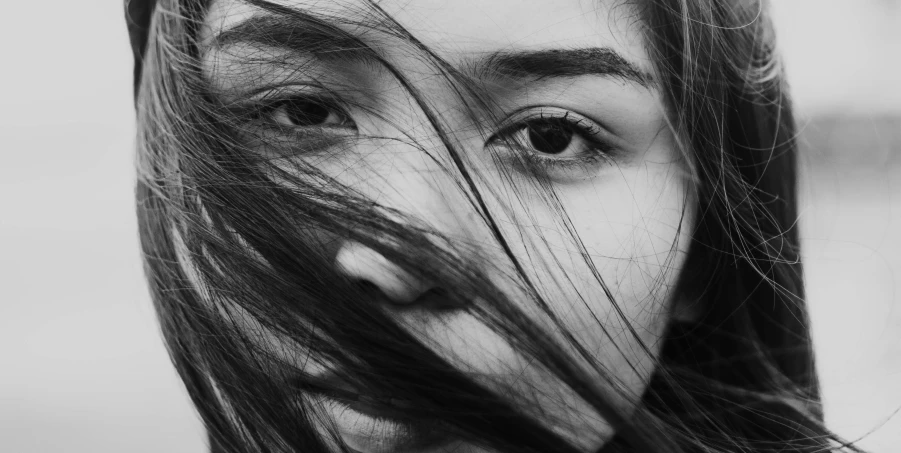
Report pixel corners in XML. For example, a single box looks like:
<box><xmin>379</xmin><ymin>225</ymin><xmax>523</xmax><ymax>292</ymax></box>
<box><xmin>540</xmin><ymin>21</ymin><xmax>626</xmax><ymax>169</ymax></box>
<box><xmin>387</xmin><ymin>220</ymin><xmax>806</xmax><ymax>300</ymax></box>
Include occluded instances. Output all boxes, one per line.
<box><xmin>0</xmin><ymin>1</ymin><xmax>898</xmax><ymax>452</ymax></box>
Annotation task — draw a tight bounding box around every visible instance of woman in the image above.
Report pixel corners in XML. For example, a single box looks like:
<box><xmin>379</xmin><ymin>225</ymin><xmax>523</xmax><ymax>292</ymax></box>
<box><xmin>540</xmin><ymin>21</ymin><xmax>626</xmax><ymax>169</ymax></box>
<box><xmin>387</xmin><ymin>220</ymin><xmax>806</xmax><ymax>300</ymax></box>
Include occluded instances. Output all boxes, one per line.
<box><xmin>127</xmin><ymin>0</ymin><xmax>863</xmax><ymax>452</ymax></box>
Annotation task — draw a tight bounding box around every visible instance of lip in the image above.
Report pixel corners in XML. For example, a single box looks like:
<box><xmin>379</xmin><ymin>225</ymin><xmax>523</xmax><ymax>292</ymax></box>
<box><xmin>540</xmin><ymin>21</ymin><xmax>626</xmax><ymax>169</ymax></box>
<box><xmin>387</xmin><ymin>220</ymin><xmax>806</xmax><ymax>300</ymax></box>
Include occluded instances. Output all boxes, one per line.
<box><xmin>303</xmin><ymin>371</ymin><xmax>410</xmax><ymax>419</ymax></box>
<box><xmin>293</xmin><ymin>367</ymin><xmax>467</xmax><ymax>453</ymax></box>
<box><xmin>324</xmin><ymin>400</ymin><xmax>455</xmax><ymax>453</ymax></box>
<box><xmin>304</xmin><ymin>374</ymin><xmax>455</xmax><ymax>452</ymax></box>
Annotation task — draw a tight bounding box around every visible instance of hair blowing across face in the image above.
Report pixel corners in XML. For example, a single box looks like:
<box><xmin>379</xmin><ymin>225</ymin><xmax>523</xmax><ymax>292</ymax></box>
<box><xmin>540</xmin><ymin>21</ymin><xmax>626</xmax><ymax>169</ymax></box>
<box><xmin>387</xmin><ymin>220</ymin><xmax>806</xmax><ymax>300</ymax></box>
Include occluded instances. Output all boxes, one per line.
<box><xmin>128</xmin><ymin>0</ymin><xmax>866</xmax><ymax>452</ymax></box>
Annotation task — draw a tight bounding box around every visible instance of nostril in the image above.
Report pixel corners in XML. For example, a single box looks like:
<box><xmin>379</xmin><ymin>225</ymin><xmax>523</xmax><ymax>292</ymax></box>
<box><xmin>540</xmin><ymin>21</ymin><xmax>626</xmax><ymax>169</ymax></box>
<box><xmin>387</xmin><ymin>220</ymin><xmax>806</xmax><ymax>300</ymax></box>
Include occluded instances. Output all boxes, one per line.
<box><xmin>414</xmin><ymin>287</ymin><xmax>466</xmax><ymax>311</ymax></box>
<box><xmin>352</xmin><ymin>281</ymin><xmax>461</xmax><ymax>311</ymax></box>
<box><xmin>352</xmin><ymin>279</ymin><xmax>384</xmax><ymax>298</ymax></box>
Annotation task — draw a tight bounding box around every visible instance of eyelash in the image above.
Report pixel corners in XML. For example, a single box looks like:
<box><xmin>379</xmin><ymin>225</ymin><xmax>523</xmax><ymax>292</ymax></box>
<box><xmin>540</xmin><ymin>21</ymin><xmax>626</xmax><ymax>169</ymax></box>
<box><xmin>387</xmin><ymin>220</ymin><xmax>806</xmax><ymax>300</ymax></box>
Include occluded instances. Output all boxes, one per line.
<box><xmin>486</xmin><ymin>109</ymin><xmax>615</xmax><ymax>178</ymax></box>
<box><xmin>246</xmin><ymin>93</ymin><xmax>615</xmax><ymax>178</ymax></box>
<box><xmin>257</xmin><ymin>96</ymin><xmax>355</xmax><ymax>134</ymax></box>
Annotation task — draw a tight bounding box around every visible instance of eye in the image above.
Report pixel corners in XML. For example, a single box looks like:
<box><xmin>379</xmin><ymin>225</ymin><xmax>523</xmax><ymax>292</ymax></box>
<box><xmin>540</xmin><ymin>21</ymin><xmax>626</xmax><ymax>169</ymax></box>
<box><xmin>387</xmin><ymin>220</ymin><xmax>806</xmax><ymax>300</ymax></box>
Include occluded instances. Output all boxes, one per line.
<box><xmin>267</xmin><ymin>97</ymin><xmax>354</xmax><ymax>129</ymax></box>
<box><xmin>242</xmin><ymin>94</ymin><xmax>359</xmax><ymax>156</ymax></box>
<box><xmin>515</xmin><ymin>116</ymin><xmax>588</xmax><ymax>156</ymax></box>
<box><xmin>487</xmin><ymin>109</ymin><xmax>615</xmax><ymax>182</ymax></box>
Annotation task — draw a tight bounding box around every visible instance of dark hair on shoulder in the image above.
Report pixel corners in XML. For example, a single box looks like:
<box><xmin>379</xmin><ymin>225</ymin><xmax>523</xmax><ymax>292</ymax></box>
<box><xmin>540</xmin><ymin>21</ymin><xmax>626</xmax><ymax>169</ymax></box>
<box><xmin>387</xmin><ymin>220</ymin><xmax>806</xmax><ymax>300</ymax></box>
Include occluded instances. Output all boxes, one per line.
<box><xmin>133</xmin><ymin>0</ymin><xmax>865</xmax><ymax>452</ymax></box>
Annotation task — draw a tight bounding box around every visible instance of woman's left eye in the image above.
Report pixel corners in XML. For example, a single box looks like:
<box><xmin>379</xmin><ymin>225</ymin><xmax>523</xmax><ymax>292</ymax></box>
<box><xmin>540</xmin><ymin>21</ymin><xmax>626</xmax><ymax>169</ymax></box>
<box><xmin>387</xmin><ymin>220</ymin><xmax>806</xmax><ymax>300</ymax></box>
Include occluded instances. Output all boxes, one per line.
<box><xmin>487</xmin><ymin>109</ymin><xmax>615</xmax><ymax>181</ymax></box>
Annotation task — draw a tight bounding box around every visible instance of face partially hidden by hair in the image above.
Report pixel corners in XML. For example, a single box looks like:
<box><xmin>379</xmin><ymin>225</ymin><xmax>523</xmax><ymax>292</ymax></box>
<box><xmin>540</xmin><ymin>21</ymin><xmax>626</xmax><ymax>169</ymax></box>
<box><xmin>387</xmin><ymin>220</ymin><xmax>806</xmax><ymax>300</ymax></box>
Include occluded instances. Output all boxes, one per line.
<box><xmin>197</xmin><ymin>0</ymin><xmax>693</xmax><ymax>451</ymax></box>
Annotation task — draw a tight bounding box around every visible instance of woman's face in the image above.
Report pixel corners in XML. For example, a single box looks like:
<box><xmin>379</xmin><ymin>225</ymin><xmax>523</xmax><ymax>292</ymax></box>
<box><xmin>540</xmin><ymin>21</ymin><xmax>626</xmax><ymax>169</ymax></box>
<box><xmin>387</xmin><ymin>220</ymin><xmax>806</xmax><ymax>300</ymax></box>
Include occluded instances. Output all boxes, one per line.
<box><xmin>200</xmin><ymin>0</ymin><xmax>693</xmax><ymax>451</ymax></box>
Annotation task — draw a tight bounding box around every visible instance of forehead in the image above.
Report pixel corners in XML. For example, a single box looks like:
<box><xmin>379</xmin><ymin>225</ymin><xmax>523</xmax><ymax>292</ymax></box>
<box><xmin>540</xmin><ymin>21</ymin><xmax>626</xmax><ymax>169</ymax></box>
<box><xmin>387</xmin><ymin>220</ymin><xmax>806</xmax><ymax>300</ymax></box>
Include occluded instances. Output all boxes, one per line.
<box><xmin>201</xmin><ymin>0</ymin><xmax>652</xmax><ymax>71</ymax></box>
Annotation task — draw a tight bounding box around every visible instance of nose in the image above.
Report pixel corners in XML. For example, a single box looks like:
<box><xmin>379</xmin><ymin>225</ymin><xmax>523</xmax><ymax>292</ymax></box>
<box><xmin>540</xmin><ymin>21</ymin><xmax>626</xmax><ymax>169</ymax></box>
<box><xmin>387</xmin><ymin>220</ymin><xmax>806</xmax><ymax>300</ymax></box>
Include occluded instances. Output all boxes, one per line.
<box><xmin>328</xmin><ymin>128</ymin><xmax>488</xmax><ymax>305</ymax></box>
<box><xmin>334</xmin><ymin>241</ymin><xmax>433</xmax><ymax>304</ymax></box>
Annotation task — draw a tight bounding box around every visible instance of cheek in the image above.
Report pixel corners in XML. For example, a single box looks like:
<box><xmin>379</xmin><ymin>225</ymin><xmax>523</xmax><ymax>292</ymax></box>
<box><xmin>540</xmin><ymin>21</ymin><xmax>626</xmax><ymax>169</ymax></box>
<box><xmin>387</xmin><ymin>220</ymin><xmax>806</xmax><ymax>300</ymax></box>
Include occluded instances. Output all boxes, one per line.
<box><xmin>402</xmin><ymin>161</ymin><xmax>691</xmax><ymax>450</ymax></box>
<box><xmin>564</xmin><ymin>165</ymin><xmax>691</xmax><ymax>303</ymax></box>
<box><xmin>514</xmin><ymin>158</ymin><xmax>692</xmax><ymax>382</ymax></box>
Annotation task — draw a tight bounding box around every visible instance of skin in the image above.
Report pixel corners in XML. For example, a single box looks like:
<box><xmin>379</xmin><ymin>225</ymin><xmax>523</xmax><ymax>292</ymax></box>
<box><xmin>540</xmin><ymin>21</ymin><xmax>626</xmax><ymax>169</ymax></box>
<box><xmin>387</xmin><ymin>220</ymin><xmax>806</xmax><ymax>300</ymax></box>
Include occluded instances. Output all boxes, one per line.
<box><xmin>198</xmin><ymin>0</ymin><xmax>695</xmax><ymax>451</ymax></box>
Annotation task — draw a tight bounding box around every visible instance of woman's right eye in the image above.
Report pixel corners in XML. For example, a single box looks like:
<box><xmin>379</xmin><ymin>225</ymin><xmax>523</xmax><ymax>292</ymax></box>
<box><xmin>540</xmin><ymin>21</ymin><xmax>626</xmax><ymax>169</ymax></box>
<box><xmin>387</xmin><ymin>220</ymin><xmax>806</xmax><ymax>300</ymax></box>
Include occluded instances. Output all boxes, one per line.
<box><xmin>263</xmin><ymin>97</ymin><xmax>355</xmax><ymax>131</ymax></box>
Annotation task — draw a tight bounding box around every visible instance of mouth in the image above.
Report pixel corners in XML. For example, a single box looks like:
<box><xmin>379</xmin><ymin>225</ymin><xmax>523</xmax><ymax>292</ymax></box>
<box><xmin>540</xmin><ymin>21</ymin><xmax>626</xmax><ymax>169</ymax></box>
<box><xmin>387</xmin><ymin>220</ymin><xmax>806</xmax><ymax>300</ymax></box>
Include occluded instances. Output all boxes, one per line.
<box><xmin>300</xmin><ymin>372</ymin><xmax>455</xmax><ymax>453</ymax></box>
<box><xmin>300</xmin><ymin>370</ymin><xmax>418</xmax><ymax>419</ymax></box>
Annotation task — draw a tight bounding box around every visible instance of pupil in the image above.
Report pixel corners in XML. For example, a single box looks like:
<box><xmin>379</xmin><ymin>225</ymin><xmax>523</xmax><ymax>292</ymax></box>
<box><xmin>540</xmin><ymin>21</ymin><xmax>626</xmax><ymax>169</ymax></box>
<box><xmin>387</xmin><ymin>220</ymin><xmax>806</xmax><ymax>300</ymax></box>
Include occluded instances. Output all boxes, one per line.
<box><xmin>285</xmin><ymin>100</ymin><xmax>331</xmax><ymax>126</ymax></box>
<box><xmin>527</xmin><ymin>122</ymin><xmax>573</xmax><ymax>154</ymax></box>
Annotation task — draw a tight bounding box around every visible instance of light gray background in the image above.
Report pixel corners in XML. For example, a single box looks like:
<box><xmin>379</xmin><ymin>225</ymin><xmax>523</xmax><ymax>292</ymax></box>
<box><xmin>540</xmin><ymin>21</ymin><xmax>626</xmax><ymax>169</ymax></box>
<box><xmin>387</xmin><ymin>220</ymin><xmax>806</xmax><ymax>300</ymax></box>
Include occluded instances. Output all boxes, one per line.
<box><xmin>1</xmin><ymin>1</ymin><xmax>898</xmax><ymax>452</ymax></box>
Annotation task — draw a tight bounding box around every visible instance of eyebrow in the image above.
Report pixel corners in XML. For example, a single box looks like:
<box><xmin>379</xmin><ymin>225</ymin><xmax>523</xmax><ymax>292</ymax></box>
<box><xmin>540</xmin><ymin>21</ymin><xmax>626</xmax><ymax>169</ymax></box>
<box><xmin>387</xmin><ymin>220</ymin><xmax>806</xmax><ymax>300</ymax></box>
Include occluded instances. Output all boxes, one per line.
<box><xmin>474</xmin><ymin>48</ymin><xmax>653</xmax><ymax>87</ymax></box>
<box><xmin>213</xmin><ymin>14</ymin><xmax>654</xmax><ymax>87</ymax></box>
<box><xmin>213</xmin><ymin>14</ymin><xmax>375</xmax><ymax>62</ymax></box>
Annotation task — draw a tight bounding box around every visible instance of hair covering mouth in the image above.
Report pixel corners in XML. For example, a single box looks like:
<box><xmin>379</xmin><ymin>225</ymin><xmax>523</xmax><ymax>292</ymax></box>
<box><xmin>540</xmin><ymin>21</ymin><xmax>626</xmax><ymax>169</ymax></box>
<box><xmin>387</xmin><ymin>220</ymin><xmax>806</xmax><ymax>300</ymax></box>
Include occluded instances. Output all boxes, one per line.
<box><xmin>125</xmin><ymin>0</ymin><xmax>158</xmax><ymax>98</ymax></box>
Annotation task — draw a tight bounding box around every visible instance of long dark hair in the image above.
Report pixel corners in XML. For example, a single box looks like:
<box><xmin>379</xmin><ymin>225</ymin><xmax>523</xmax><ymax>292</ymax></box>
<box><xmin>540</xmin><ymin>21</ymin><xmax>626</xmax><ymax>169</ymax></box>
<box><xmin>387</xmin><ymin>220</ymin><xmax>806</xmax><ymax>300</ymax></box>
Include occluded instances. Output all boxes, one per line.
<box><xmin>133</xmin><ymin>0</ymin><xmax>863</xmax><ymax>451</ymax></box>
